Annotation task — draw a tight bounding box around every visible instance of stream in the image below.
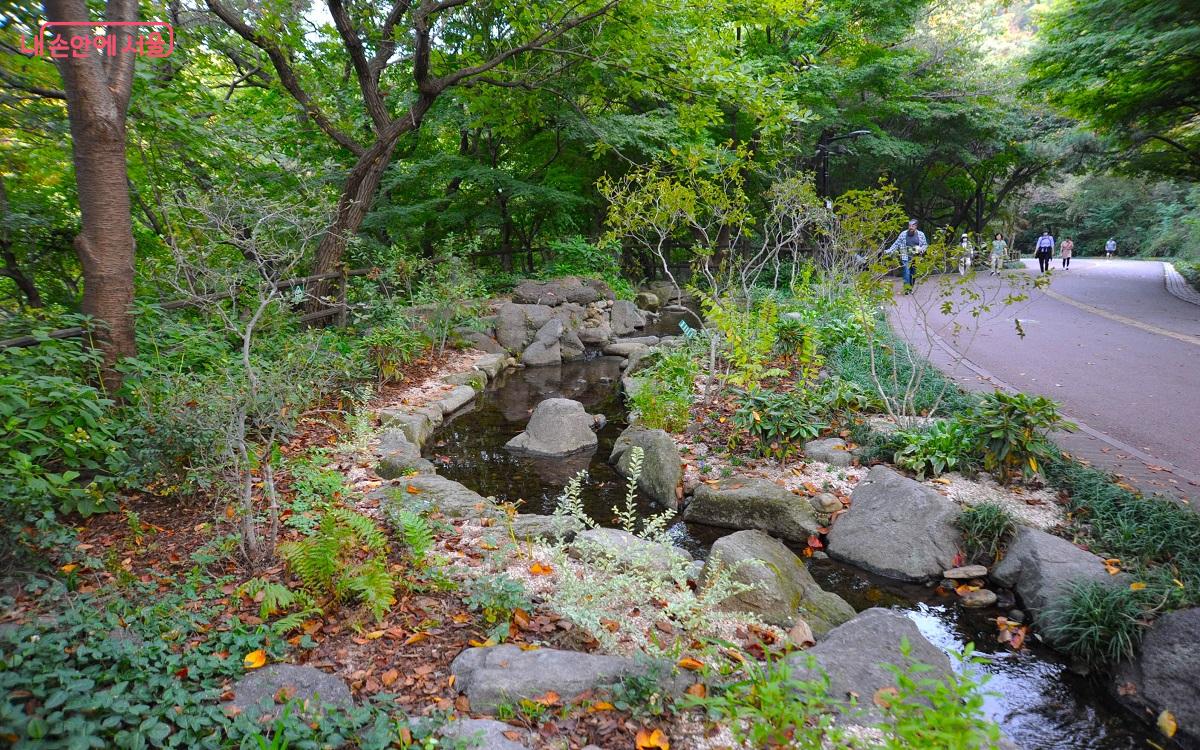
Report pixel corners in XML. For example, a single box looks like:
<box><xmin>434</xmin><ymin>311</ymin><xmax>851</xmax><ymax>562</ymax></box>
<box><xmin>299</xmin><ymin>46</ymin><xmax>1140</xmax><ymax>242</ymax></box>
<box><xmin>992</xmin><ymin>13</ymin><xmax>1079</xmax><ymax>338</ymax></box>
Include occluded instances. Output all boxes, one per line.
<box><xmin>424</xmin><ymin>345</ymin><xmax>1153</xmax><ymax>749</ymax></box>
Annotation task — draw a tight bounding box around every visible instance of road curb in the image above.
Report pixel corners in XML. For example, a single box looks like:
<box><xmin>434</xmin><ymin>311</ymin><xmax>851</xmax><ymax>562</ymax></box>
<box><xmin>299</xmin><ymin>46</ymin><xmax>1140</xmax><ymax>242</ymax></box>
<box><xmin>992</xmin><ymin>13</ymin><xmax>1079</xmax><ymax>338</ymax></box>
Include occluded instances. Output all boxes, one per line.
<box><xmin>1163</xmin><ymin>262</ymin><xmax>1200</xmax><ymax>306</ymax></box>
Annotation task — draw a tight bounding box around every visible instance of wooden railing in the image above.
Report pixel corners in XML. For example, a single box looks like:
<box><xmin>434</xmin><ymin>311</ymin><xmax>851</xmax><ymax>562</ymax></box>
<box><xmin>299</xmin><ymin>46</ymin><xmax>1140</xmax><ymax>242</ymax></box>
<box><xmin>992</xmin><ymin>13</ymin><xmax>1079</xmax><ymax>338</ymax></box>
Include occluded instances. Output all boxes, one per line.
<box><xmin>0</xmin><ymin>267</ymin><xmax>374</xmax><ymax>350</ymax></box>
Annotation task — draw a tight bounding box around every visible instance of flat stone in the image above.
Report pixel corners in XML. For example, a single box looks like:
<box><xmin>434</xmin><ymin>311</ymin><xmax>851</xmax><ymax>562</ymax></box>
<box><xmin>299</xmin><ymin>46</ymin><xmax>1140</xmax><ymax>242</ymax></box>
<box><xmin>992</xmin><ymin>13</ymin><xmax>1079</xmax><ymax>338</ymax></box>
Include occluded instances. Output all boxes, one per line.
<box><xmin>578</xmin><ymin>321</ymin><xmax>613</xmax><ymax>345</ymax></box>
<box><xmin>505</xmin><ymin>398</ymin><xmax>598</xmax><ymax>456</ymax></box>
<box><xmin>683</xmin><ymin>477</ymin><xmax>820</xmax><ymax>543</ymax></box>
<box><xmin>826</xmin><ymin>466</ymin><xmax>961</xmax><ymax>582</ymax></box>
<box><xmin>443</xmin><ymin>370</ymin><xmax>488</xmax><ymax>391</ymax></box>
<box><xmin>226</xmin><ymin>664</ymin><xmax>352</xmax><ymax>719</ymax></box>
<box><xmin>613</xmin><ymin>335</ymin><xmax>660</xmax><ymax>346</ymax></box>
<box><xmin>440</xmin><ymin>719</ymin><xmax>529</xmax><ymax>750</ymax></box>
<box><xmin>457</xmin><ymin>330</ymin><xmax>507</xmax><ymax>354</ymax></box>
<box><xmin>990</xmin><ymin>526</ymin><xmax>1125</xmax><ymax>640</ymax></box>
<box><xmin>450</xmin><ymin>644</ymin><xmax>688</xmax><ymax>713</ymax></box>
<box><xmin>959</xmin><ymin>589</ymin><xmax>998</xmax><ymax>608</ymax></box>
<box><xmin>603</xmin><ymin>341</ymin><xmax>650</xmax><ymax>357</ymax></box>
<box><xmin>610</xmin><ymin>426</ymin><xmax>683</xmax><ymax>509</ymax></box>
<box><xmin>634</xmin><ymin>291</ymin><xmax>660</xmax><ymax>311</ymax></box>
<box><xmin>378</xmin><ymin>408</ymin><xmax>437</xmax><ymax>448</ymax></box>
<box><xmin>1111</xmin><ymin>607</ymin><xmax>1200</xmax><ymax>747</ymax></box>
<box><xmin>375</xmin><ymin>476</ymin><xmax>501</xmax><ymax>520</ymax></box>
<box><xmin>569</xmin><ymin>528</ymin><xmax>692</xmax><ymax>575</ymax></box>
<box><xmin>803</xmin><ymin>438</ymin><xmax>854</xmax><ymax>467</ymax></box>
<box><xmin>943</xmin><ymin>565</ymin><xmax>989</xmax><ymax>580</ymax></box>
<box><xmin>375</xmin><ymin>430</ymin><xmax>436</xmax><ymax>478</ymax></box>
<box><xmin>786</xmin><ymin>608</ymin><xmax>951</xmax><ymax>716</ymax></box>
<box><xmin>474</xmin><ymin>353</ymin><xmax>508</xmax><ymax>379</ymax></box>
<box><xmin>438</xmin><ymin>385</ymin><xmax>478</xmax><ymax>414</ymax></box>
<box><xmin>506</xmin><ymin>514</ymin><xmax>585</xmax><ymax>543</ymax></box>
<box><xmin>703</xmin><ymin>530</ymin><xmax>854</xmax><ymax>635</ymax></box>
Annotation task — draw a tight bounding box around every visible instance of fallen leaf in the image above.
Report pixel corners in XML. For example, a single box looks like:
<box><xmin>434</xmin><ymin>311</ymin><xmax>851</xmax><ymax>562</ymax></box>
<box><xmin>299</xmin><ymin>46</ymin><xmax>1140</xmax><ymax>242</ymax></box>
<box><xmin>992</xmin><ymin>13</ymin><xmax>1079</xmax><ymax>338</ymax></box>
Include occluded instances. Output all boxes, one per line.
<box><xmin>589</xmin><ymin>701</ymin><xmax>615</xmax><ymax>712</ymax></box>
<box><xmin>364</xmin><ymin>630</ymin><xmax>385</xmax><ymax>640</ymax></box>
<box><xmin>806</xmin><ymin>535</ymin><xmax>824</xmax><ymax>550</ymax></box>
<box><xmin>512</xmin><ymin>608</ymin><xmax>531</xmax><ymax>629</ymax></box>
<box><xmin>242</xmin><ymin>649</ymin><xmax>267</xmax><ymax>670</ymax></box>
<box><xmin>528</xmin><ymin>561</ymin><xmax>554</xmax><ymax>575</ymax></box>
<box><xmin>685</xmin><ymin>683</ymin><xmax>707</xmax><ymax>699</ymax></box>
<box><xmin>403</xmin><ymin>632</ymin><xmax>428</xmax><ymax>645</ymax></box>
<box><xmin>406</xmin><ymin>485</ymin><xmax>421</xmax><ymax>494</ymax></box>
<box><xmin>676</xmin><ymin>656</ymin><xmax>704</xmax><ymax>671</ymax></box>
<box><xmin>533</xmin><ymin>690</ymin><xmax>560</xmax><ymax>706</ymax></box>
<box><xmin>1104</xmin><ymin>558</ymin><xmax>1122</xmax><ymax>575</ymax></box>
<box><xmin>955</xmin><ymin>584</ymin><xmax>981</xmax><ymax>596</ymax></box>
<box><xmin>1130</xmin><ymin>582</ymin><xmax>1147</xmax><ymax>591</ymax></box>
<box><xmin>1158</xmin><ymin>710</ymin><xmax>1177</xmax><ymax>738</ymax></box>
<box><xmin>60</xmin><ymin>563</ymin><xmax>78</xmax><ymax>574</ymax></box>
<box><xmin>635</xmin><ymin>727</ymin><xmax>670</xmax><ymax>750</ymax></box>
<box><xmin>873</xmin><ymin>686</ymin><xmax>900</xmax><ymax>708</ymax></box>
<box><xmin>1116</xmin><ymin>681</ymin><xmax>1137</xmax><ymax>697</ymax></box>
<box><xmin>381</xmin><ymin>669</ymin><xmax>400</xmax><ymax>687</ymax></box>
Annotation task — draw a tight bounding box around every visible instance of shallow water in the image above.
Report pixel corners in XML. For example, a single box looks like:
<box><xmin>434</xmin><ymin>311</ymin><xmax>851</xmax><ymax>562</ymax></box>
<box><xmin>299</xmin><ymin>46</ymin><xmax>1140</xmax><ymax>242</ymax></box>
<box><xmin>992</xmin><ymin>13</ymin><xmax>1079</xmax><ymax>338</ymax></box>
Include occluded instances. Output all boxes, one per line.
<box><xmin>426</xmin><ymin>351</ymin><xmax>1154</xmax><ymax>750</ymax></box>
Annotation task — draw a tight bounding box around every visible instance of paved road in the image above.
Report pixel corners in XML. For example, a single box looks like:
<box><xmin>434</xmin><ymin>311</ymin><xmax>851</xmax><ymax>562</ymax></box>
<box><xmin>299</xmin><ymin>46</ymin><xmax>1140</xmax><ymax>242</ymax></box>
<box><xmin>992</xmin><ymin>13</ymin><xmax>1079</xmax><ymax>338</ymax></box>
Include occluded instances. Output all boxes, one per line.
<box><xmin>891</xmin><ymin>258</ymin><xmax>1200</xmax><ymax>504</ymax></box>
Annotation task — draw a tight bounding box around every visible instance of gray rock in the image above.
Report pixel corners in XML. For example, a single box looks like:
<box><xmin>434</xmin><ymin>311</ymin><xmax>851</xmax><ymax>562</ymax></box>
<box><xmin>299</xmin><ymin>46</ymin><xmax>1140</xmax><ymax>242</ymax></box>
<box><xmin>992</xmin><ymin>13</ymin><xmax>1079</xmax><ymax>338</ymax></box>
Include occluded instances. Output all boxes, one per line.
<box><xmin>826</xmin><ymin>466</ymin><xmax>961</xmax><ymax>582</ymax></box>
<box><xmin>613</xmin><ymin>335</ymin><xmax>660</xmax><ymax>346</ymax></box>
<box><xmin>474</xmin><ymin>353</ymin><xmax>508</xmax><ymax>379</ymax></box>
<box><xmin>512</xmin><ymin>277</ymin><xmax>613</xmax><ymax>306</ymax></box>
<box><xmin>376</xmin><ymin>476</ymin><xmax>501</xmax><ymax>519</ymax></box>
<box><xmin>505</xmin><ymin>398</ymin><xmax>598</xmax><ymax>456</ymax></box>
<box><xmin>804</xmin><ymin>438</ymin><xmax>854</xmax><ymax>467</ymax></box>
<box><xmin>787</xmin><ymin>608</ymin><xmax>951</xmax><ymax>713</ymax></box>
<box><xmin>560</xmin><ymin>329</ymin><xmax>586</xmax><ymax>361</ymax></box>
<box><xmin>610</xmin><ymin>300</ymin><xmax>646</xmax><ymax>336</ymax></box>
<box><xmin>443</xmin><ymin>370</ymin><xmax>488</xmax><ymax>391</ymax></box>
<box><xmin>634</xmin><ymin>291</ymin><xmax>660</xmax><ymax>311</ymax></box>
<box><xmin>506</xmin><ymin>514</ymin><xmax>585</xmax><ymax>543</ymax></box>
<box><xmin>648</xmin><ymin>281</ymin><xmax>682</xmax><ymax>304</ymax></box>
<box><xmin>226</xmin><ymin>664</ymin><xmax>352</xmax><ymax>718</ymax></box>
<box><xmin>610</xmin><ymin>426</ymin><xmax>682</xmax><ymax>508</ymax></box>
<box><xmin>703</xmin><ymin>530</ymin><xmax>854</xmax><ymax>635</ymax></box>
<box><xmin>457</xmin><ymin>330</ymin><xmax>507</xmax><ymax>354</ymax></box>
<box><xmin>991</xmin><ymin>526</ymin><xmax>1122</xmax><ymax>639</ymax></box>
<box><xmin>569</xmin><ymin>528</ymin><xmax>692</xmax><ymax>574</ymax></box>
<box><xmin>520</xmin><ymin>318</ymin><xmax>564</xmax><ymax>366</ymax></box>
<box><xmin>811</xmin><ymin>493</ymin><xmax>842</xmax><ymax>514</ymax></box>
<box><xmin>379</xmin><ymin>408</ymin><xmax>437</xmax><ymax>448</ymax></box>
<box><xmin>451</xmin><ymin>644</ymin><xmax>688</xmax><ymax>713</ymax></box>
<box><xmin>959</xmin><ymin>589</ymin><xmax>998</xmax><ymax>608</ymax></box>
<box><xmin>376</xmin><ymin>429</ymin><xmax>436</xmax><ymax>478</ymax></box>
<box><xmin>441</xmin><ymin>719</ymin><xmax>529</xmax><ymax>750</ymax></box>
<box><xmin>943</xmin><ymin>565</ymin><xmax>989</xmax><ymax>580</ymax></box>
<box><xmin>683</xmin><ymin>477</ymin><xmax>820</xmax><ymax>543</ymax></box>
<box><xmin>438</xmin><ymin>385</ymin><xmax>478</xmax><ymax>414</ymax></box>
<box><xmin>495</xmin><ymin>302</ymin><xmax>555</xmax><ymax>352</ymax></box>
<box><xmin>603</xmin><ymin>341</ymin><xmax>650</xmax><ymax>358</ymax></box>
<box><xmin>1111</xmin><ymin>608</ymin><xmax>1200</xmax><ymax>748</ymax></box>
<box><xmin>578</xmin><ymin>321</ymin><xmax>613</xmax><ymax>345</ymax></box>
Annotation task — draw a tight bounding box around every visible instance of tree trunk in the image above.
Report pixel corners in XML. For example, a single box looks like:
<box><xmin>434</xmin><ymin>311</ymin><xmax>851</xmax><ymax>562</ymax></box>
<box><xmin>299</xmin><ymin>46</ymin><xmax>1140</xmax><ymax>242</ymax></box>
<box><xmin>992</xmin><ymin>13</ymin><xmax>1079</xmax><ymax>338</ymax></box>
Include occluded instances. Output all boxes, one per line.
<box><xmin>0</xmin><ymin>178</ymin><xmax>44</xmax><ymax>308</ymax></box>
<box><xmin>46</xmin><ymin>0</ymin><xmax>139</xmax><ymax>393</ymax></box>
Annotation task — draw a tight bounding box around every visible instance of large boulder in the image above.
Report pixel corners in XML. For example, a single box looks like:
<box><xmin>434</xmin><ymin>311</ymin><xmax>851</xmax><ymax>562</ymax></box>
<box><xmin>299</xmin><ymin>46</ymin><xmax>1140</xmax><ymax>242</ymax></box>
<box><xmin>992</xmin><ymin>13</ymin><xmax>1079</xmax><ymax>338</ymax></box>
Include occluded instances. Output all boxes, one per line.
<box><xmin>610</xmin><ymin>300</ymin><xmax>646</xmax><ymax>336</ymax></box>
<box><xmin>1111</xmin><ymin>608</ymin><xmax>1200</xmax><ymax>748</ymax></box>
<box><xmin>437</xmin><ymin>385</ymin><xmax>478</xmax><ymax>414</ymax></box>
<box><xmin>505</xmin><ymin>398</ymin><xmax>598</xmax><ymax>456</ymax></box>
<box><xmin>375</xmin><ymin>429</ymin><xmax>436</xmax><ymax>478</ymax></box>
<box><xmin>451</xmin><ymin>644</ymin><xmax>688</xmax><ymax>713</ymax></box>
<box><xmin>226</xmin><ymin>664</ymin><xmax>352</xmax><ymax>719</ymax></box>
<box><xmin>703</xmin><ymin>530</ymin><xmax>854</xmax><ymax>635</ymax></box>
<box><xmin>683</xmin><ymin>477</ymin><xmax>821</xmax><ymax>543</ymax></box>
<box><xmin>520</xmin><ymin>318</ymin><xmax>563</xmax><ymax>367</ymax></box>
<box><xmin>634</xmin><ymin>291</ymin><xmax>660</xmax><ymax>311</ymax></box>
<box><xmin>474</xmin><ymin>353</ymin><xmax>509</xmax><ymax>379</ymax></box>
<box><xmin>440</xmin><ymin>719</ymin><xmax>529</xmax><ymax>750</ymax></box>
<box><xmin>991</xmin><ymin>526</ymin><xmax>1122</xmax><ymax>638</ymax></box>
<box><xmin>786</xmin><ymin>608</ymin><xmax>951</xmax><ymax>714</ymax></box>
<box><xmin>578</xmin><ymin>320</ymin><xmax>613</xmax><ymax>346</ymax></box>
<box><xmin>560</xmin><ymin>329</ymin><xmax>586</xmax><ymax>362</ymax></box>
<box><xmin>569</xmin><ymin>528</ymin><xmax>692</xmax><ymax>575</ymax></box>
<box><xmin>610</xmin><ymin>426</ymin><xmax>682</xmax><ymax>508</ymax></box>
<box><xmin>826</xmin><ymin>466</ymin><xmax>961</xmax><ymax>582</ymax></box>
<box><xmin>495</xmin><ymin>302</ymin><xmax>554</xmax><ymax>352</ymax></box>
<box><xmin>497</xmin><ymin>514</ymin><xmax>585</xmax><ymax>544</ymax></box>
<box><xmin>512</xmin><ymin>277</ymin><xmax>614</xmax><ymax>306</ymax></box>
<box><xmin>376</xmin><ymin>475</ymin><xmax>501</xmax><ymax>519</ymax></box>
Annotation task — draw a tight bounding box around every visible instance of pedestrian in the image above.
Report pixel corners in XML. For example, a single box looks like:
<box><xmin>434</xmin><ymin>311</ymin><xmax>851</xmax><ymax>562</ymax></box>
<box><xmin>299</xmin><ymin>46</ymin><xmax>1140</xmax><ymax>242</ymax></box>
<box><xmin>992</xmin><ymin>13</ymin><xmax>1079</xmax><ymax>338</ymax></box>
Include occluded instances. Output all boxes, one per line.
<box><xmin>958</xmin><ymin>233</ymin><xmax>974</xmax><ymax>275</ymax></box>
<box><xmin>990</xmin><ymin>233</ymin><xmax>1007</xmax><ymax>275</ymax></box>
<box><xmin>1105</xmin><ymin>237</ymin><xmax>1117</xmax><ymax>258</ymax></box>
<box><xmin>1060</xmin><ymin>237</ymin><xmax>1074</xmax><ymax>269</ymax></box>
<box><xmin>1035</xmin><ymin>229</ymin><xmax>1055</xmax><ymax>274</ymax></box>
<box><xmin>885</xmin><ymin>218</ymin><xmax>928</xmax><ymax>293</ymax></box>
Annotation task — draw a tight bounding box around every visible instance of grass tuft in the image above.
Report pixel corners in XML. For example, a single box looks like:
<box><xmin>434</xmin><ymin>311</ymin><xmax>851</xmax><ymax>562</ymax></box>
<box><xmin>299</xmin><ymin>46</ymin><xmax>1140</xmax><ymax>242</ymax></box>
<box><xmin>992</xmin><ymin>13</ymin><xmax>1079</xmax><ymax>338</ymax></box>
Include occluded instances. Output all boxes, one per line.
<box><xmin>955</xmin><ymin>502</ymin><xmax>1016</xmax><ymax>564</ymax></box>
<box><xmin>1046</xmin><ymin>581</ymin><xmax>1146</xmax><ymax>669</ymax></box>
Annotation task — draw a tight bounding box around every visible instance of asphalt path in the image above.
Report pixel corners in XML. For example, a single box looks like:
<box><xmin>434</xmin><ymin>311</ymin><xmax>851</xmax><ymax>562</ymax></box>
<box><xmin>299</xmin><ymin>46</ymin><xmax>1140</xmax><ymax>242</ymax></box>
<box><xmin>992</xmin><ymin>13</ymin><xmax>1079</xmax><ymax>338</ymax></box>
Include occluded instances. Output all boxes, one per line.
<box><xmin>890</xmin><ymin>258</ymin><xmax>1200</xmax><ymax>503</ymax></box>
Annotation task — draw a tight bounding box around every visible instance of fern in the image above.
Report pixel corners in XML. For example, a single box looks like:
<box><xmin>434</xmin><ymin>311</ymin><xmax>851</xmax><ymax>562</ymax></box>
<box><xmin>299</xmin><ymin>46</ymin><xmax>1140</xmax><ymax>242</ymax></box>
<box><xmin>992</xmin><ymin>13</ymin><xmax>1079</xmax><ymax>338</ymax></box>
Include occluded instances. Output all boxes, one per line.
<box><xmin>339</xmin><ymin>558</ymin><xmax>398</xmax><ymax>622</ymax></box>
<box><xmin>237</xmin><ymin>577</ymin><xmax>322</xmax><ymax>633</ymax></box>
<box><xmin>393</xmin><ymin>508</ymin><xmax>434</xmax><ymax>565</ymax></box>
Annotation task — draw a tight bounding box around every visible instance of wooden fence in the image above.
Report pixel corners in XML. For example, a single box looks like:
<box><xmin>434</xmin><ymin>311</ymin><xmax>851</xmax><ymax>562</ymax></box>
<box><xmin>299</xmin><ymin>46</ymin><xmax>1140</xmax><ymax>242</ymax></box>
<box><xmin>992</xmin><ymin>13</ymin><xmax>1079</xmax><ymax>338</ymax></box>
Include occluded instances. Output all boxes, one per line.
<box><xmin>0</xmin><ymin>267</ymin><xmax>374</xmax><ymax>350</ymax></box>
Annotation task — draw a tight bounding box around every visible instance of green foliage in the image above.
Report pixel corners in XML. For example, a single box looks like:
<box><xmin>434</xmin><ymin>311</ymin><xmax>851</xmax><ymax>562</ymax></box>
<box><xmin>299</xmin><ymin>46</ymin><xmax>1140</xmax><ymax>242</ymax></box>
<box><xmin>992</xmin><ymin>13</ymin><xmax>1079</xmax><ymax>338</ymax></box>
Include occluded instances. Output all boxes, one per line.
<box><xmin>361</xmin><ymin>319</ymin><xmax>429</xmax><ymax>384</ymax></box>
<box><xmin>628</xmin><ymin>347</ymin><xmax>697</xmax><ymax>432</ymax></box>
<box><xmin>236</xmin><ymin>577</ymin><xmax>322</xmax><ymax>634</ymax></box>
<box><xmin>830</xmin><ymin>329</ymin><xmax>975</xmax><ymax>419</ymax></box>
<box><xmin>1045</xmin><ymin>582</ymin><xmax>1147</xmax><ymax>669</ymax></box>
<box><xmin>539</xmin><ymin>236</ymin><xmax>633</xmax><ymax>299</ymax></box>
<box><xmin>278</xmin><ymin>508</ymin><xmax>397</xmax><ymax>622</ymax></box>
<box><xmin>879</xmin><ymin>643</ymin><xmax>1001</xmax><ymax>750</ymax></box>
<box><xmin>894</xmin><ymin>420</ymin><xmax>976</xmax><ymax>480</ymax></box>
<box><xmin>703</xmin><ymin>296</ymin><xmax>786</xmax><ymax>388</ymax></box>
<box><xmin>608</xmin><ymin>666</ymin><xmax>671</xmax><ymax>720</ymax></box>
<box><xmin>731</xmin><ymin>388</ymin><xmax>826</xmax><ymax>460</ymax></box>
<box><xmin>969</xmin><ymin>391</ymin><xmax>1073</xmax><ymax>482</ymax></box>
<box><xmin>773</xmin><ymin>316</ymin><xmax>824</xmax><ymax>384</ymax></box>
<box><xmin>463</xmin><ymin>574</ymin><xmax>531</xmax><ymax>642</ymax></box>
<box><xmin>955</xmin><ymin>502</ymin><xmax>1017</xmax><ymax>564</ymax></box>
<box><xmin>392</xmin><ymin>507</ymin><xmax>435</xmax><ymax>567</ymax></box>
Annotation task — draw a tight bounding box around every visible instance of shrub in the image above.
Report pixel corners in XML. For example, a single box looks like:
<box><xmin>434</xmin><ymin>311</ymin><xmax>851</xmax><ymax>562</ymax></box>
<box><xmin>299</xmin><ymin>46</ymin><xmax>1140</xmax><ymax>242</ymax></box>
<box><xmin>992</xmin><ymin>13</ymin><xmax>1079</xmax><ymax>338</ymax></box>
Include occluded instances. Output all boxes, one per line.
<box><xmin>893</xmin><ymin>420</ymin><xmax>976</xmax><ymax>479</ymax></box>
<box><xmin>361</xmin><ymin>319</ymin><xmax>429</xmax><ymax>384</ymax></box>
<box><xmin>968</xmin><ymin>391</ymin><xmax>1073</xmax><ymax>482</ymax></box>
<box><xmin>731</xmin><ymin>388</ymin><xmax>826</xmax><ymax>460</ymax></box>
<box><xmin>540</xmin><ymin>235</ymin><xmax>633</xmax><ymax>299</ymax></box>
<box><xmin>628</xmin><ymin>347</ymin><xmax>696</xmax><ymax>432</ymax></box>
<box><xmin>830</xmin><ymin>329</ymin><xmax>975</xmax><ymax>419</ymax></box>
<box><xmin>955</xmin><ymin>502</ymin><xmax>1016</xmax><ymax>563</ymax></box>
<box><xmin>278</xmin><ymin>508</ymin><xmax>398</xmax><ymax>622</ymax></box>
<box><xmin>463</xmin><ymin>574</ymin><xmax>532</xmax><ymax>642</ymax></box>
<box><xmin>879</xmin><ymin>643</ymin><xmax>1001</xmax><ymax>750</ymax></box>
<box><xmin>1045</xmin><ymin>582</ymin><xmax>1146</xmax><ymax>669</ymax></box>
<box><xmin>702</xmin><ymin>296</ymin><xmax>786</xmax><ymax>388</ymax></box>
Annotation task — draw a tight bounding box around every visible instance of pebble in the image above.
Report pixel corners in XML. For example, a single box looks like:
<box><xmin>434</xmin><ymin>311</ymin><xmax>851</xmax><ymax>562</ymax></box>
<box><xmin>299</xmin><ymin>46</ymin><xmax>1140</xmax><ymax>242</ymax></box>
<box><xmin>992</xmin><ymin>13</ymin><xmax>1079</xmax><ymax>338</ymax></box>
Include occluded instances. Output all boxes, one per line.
<box><xmin>943</xmin><ymin>565</ymin><xmax>989</xmax><ymax>579</ymax></box>
<box><xmin>1008</xmin><ymin>609</ymin><xmax>1026</xmax><ymax>623</ymax></box>
<box><xmin>959</xmin><ymin>589</ymin><xmax>998</xmax><ymax>608</ymax></box>
<box><xmin>810</xmin><ymin>492</ymin><xmax>842</xmax><ymax>513</ymax></box>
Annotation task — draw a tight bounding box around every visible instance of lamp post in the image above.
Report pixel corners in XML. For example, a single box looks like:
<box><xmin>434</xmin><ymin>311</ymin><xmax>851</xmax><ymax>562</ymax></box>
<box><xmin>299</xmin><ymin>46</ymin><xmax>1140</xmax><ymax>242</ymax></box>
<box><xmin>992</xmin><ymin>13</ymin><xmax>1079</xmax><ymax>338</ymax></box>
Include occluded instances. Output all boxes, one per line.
<box><xmin>815</xmin><ymin>130</ymin><xmax>871</xmax><ymax>198</ymax></box>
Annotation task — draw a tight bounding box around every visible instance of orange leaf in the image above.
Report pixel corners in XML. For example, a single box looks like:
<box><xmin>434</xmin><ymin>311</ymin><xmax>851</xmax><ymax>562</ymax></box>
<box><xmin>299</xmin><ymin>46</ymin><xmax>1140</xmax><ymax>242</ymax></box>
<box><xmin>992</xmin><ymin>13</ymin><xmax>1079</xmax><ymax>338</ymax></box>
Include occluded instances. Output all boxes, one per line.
<box><xmin>1158</xmin><ymin>710</ymin><xmax>1178</xmax><ymax>738</ymax></box>
<box><xmin>685</xmin><ymin>683</ymin><xmax>707</xmax><ymax>699</ymax></box>
<box><xmin>512</xmin><ymin>608</ymin><xmax>531</xmax><ymax>629</ymax></box>
<box><xmin>533</xmin><ymin>690</ymin><xmax>560</xmax><ymax>706</ymax></box>
<box><xmin>1130</xmin><ymin>582</ymin><xmax>1147</xmax><ymax>591</ymax></box>
<box><xmin>242</xmin><ymin>649</ymin><xmax>267</xmax><ymax>670</ymax></box>
<box><xmin>955</xmin><ymin>584</ymin><xmax>980</xmax><ymax>596</ymax></box>
<box><xmin>60</xmin><ymin>563</ymin><xmax>78</xmax><ymax>574</ymax></box>
<box><xmin>635</xmin><ymin>728</ymin><xmax>670</xmax><ymax>750</ymax></box>
<box><xmin>676</xmin><ymin>656</ymin><xmax>704</xmax><ymax>671</ymax></box>
<box><xmin>588</xmin><ymin>701</ymin><xmax>614</xmax><ymax>712</ymax></box>
<box><xmin>528</xmin><ymin>562</ymin><xmax>554</xmax><ymax>575</ymax></box>
<box><xmin>403</xmin><ymin>632</ymin><xmax>428</xmax><ymax>645</ymax></box>
<box><xmin>806</xmin><ymin>535</ymin><xmax>824</xmax><ymax>550</ymax></box>
<box><xmin>873</xmin><ymin>686</ymin><xmax>899</xmax><ymax>709</ymax></box>
<box><xmin>381</xmin><ymin>669</ymin><xmax>400</xmax><ymax>687</ymax></box>
<box><xmin>406</xmin><ymin>484</ymin><xmax>420</xmax><ymax>494</ymax></box>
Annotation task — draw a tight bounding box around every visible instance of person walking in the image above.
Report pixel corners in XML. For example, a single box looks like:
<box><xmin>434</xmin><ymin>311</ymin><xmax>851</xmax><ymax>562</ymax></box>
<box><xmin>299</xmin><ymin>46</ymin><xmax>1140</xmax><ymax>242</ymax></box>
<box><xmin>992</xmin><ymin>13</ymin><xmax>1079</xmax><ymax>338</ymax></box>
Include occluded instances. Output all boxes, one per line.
<box><xmin>1060</xmin><ymin>237</ymin><xmax>1074</xmax><ymax>269</ymax></box>
<box><xmin>1035</xmin><ymin>229</ymin><xmax>1055</xmax><ymax>274</ymax></box>
<box><xmin>886</xmin><ymin>219</ymin><xmax>928</xmax><ymax>293</ymax></box>
<box><xmin>1105</xmin><ymin>237</ymin><xmax>1117</xmax><ymax>258</ymax></box>
<box><xmin>990</xmin><ymin>233</ymin><xmax>1007</xmax><ymax>275</ymax></box>
<box><xmin>958</xmin><ymin>233</ymin><xmax>974</xmax><ymax>275</ymax></box>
